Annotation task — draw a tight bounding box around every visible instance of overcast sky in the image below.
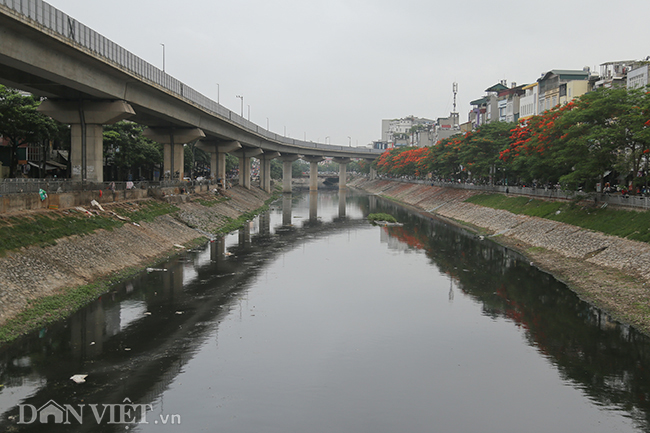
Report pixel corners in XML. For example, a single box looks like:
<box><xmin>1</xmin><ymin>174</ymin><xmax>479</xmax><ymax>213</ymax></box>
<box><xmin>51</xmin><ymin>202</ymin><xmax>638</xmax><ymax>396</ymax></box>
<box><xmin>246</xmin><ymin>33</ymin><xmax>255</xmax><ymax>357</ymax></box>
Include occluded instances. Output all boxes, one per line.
<box><xmin>45</xmin><ymin>0</ymin><xmax>650</xmax><ymax>147</ymax></box>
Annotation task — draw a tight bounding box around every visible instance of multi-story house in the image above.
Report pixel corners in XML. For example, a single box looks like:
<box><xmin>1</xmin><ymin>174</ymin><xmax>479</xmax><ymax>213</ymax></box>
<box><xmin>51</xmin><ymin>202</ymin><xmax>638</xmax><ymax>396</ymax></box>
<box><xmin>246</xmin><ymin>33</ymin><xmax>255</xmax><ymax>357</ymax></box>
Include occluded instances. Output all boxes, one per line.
<box><xmin>594</xmin><ymin>60</ymin><xmax>638</xmax><ymax>89</ymax></box>
<box><xmin>538</xmin><ymin>69</ymin><xmax>590</xmax><ymax>113</ymax></box>
<box><xmin>469</xmin><ymin>81</ymin><xmax>524</xmax><ymax>126</ymax></box>
<box><xmin>469</xmin><ymin>81</ymin><xmax>508</xmax><ymax>128</ymax></box>
<box><xmin>628</xmin><ymin>63</ymin><xmax>650</xmax><ymax>89</ymax></box>
<box><xmin>519</xmin><ymin>82</ymin><xmax>539</xmax><ymax>121</ymax></box>
<box><xmin>381</xmin><ymin>116</ymin><xmax>434</xmax><ymax>147</ymax></box>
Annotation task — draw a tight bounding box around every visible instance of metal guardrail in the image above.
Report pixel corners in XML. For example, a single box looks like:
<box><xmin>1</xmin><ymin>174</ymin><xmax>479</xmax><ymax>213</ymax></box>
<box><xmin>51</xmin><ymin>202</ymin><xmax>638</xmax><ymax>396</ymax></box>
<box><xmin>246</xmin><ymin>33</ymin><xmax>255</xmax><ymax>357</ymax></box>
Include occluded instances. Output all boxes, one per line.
<box><xmin>0</xmin><ymin>0</ymin><xmax>382</xmax><ymax>156</ymax></box>
<box><xmin>0</xmin><ymin>178</ymin><xmax>215</xmax><ymax>195</ymax></box>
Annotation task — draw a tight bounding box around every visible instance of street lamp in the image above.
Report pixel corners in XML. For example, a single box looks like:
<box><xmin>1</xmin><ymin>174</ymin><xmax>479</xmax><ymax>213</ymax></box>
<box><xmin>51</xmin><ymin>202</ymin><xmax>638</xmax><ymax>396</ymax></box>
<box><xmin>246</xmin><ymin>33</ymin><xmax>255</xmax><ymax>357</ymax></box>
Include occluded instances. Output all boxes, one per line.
<box><xmin>348</xmin><ymin>136</ymin><xmax>351</xmax><ymax>147</ymax></box>
<box><xmin>247</xmin><ymin>104</ymin><xmax>250</xmax><ymax>121</ymax></box>
<box><xmin>160</xmin><ymin>43</ymin><xmax>165</xmax><ymax>72</ymax></box>
<box><xmin>325</xmin><ymin>136</ymin><xmax>330</xmax><ymax>144</ymax></box>
<box><xmin>266</xmin><ymin>117</ymin><xmax>269</xmax><ymax>130</ymax></box>
<box><xmin>216</xmin><ymin>83</ymin><xmax>220</xmax><ymax>104</ymax></box>
<box><xmin>236</xmin><ymin>95</ymin><xmax>243</xmax><ymax>117</ymax></box>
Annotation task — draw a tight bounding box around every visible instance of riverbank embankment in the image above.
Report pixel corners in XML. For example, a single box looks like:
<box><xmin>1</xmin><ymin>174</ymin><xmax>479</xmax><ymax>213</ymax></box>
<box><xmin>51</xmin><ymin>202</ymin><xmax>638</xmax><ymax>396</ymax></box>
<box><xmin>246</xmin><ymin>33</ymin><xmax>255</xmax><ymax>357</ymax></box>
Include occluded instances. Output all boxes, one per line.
<box><xmin>0</xmin><ymin>185</ymin><xmax>273</xmax><ymax>331</ymax></box>
<box><xmin>351</xmin><ymin>177</ymin><xmax>650</xmax><ymax>335</ymax></box>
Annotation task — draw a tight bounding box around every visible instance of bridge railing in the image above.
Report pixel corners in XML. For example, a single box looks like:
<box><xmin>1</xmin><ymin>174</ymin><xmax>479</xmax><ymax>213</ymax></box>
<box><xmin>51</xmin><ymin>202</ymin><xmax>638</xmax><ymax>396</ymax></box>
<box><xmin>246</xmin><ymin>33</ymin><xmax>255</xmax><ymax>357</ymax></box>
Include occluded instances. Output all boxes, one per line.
<box><xmin>1</xmin><ymin>0</ymin><xmax>382</xmax><ymax>157</ymax></box>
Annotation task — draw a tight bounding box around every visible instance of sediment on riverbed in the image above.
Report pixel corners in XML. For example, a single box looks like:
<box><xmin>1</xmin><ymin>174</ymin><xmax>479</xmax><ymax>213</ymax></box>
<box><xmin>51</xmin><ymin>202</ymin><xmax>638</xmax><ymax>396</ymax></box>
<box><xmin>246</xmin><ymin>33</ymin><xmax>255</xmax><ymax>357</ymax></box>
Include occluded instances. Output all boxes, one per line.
<box><xmin>351</xmin><ymin>178</ymin><xmax>650</xmax><ymax>335</ymax></box>
<box><xmin>0</xmin><ymin>185</ymin><xmax>273</xmax><ymax>328</ymax></box>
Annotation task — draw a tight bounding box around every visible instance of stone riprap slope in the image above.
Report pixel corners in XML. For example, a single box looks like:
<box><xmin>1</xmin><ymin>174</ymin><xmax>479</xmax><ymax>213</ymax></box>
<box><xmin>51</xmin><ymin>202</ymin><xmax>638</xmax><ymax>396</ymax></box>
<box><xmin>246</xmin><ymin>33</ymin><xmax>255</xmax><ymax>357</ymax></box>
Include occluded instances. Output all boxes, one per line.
<box><xmin>352</xmin><ymin>178</ymin><xmax>650</xmax><ymax>332</ymax></box>
<box><xmin>353</xmin><ymin>178</ymin><xmax>650</xmax><ymax>280</ymax></box>
<box><xmin>0</xmin><ymin>186</ymin><xmax>271</xmax><ymax>325</ymax></box>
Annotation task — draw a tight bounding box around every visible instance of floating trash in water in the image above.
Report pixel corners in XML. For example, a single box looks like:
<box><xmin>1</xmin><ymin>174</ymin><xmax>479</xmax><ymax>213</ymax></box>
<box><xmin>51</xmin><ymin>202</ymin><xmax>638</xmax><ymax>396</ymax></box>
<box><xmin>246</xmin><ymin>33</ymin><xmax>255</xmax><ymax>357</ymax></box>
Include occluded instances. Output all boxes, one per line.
<box><xmin>146</xmin><ymin>268</ymin><xmax>167</xmax><ymax>273</ymax></box>
<box><xmin>70</xmin><ymin>374</ymin><xmax>88</xmax><ymax>384</ymax></box>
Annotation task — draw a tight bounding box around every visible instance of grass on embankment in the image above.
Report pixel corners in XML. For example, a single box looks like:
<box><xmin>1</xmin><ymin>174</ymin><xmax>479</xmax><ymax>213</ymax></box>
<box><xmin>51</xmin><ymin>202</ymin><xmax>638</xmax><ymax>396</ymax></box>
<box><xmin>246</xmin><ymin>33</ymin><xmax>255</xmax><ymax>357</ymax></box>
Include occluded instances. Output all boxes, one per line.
<box><xmin>466</xmin><ymin>194</ymin><xmax>650</xmax><ymax>243</ymax></box>
<box><xmin>0</xmin><ymin>192</ymin><xmax>279</xmax><ymax>343</ymax></box>
<box><xmin>0</xmin><ymin>201</ymin><xmax>180</xmax><ymax>256</ymax></box>
<box><xmin>0</xmin><ymin>237</ymin><xmax>207</xmax><ymax>344</ymax></box>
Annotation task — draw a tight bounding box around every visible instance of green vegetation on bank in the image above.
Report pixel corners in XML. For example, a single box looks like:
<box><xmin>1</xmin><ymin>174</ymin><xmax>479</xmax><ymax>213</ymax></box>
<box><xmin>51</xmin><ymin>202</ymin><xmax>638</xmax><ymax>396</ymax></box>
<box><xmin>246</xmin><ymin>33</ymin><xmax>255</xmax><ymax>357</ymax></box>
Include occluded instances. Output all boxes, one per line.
<box><xmin>0</xmin><ymin>190</ymin><xmax>279</xmax><ymax>343</ymax></box>
<box><xmin>467</xmin><ymin>193</ymin><xmax>650</xmax><ymax>243</ymax></box>
<box><xmin>0</xmin><ymin>237</ymin><xmax>207</xmax><ymax>344</ymax></box>
<box><xmin>0</xmin><ymin>213</ymin><xmax>122</xmax><ymax>255</ymax></box>
<box><xmin>0</xmin><ymin>201</ymin><xmax>180</xmax><ymax>256</ymax></box>
<box><xmin>196</xmin><ymin>196</ymin><xmax>228</xmax><ymax>207</ymax></box>
<box><xmin>116</xmin><ymin>201</ymin><xmax>179</xmax><ymax>222</ymax></box>
<box><xmin>367</xmin><ymin>213</ymin><xmax>398</xmax><ymax>223</ymax></box>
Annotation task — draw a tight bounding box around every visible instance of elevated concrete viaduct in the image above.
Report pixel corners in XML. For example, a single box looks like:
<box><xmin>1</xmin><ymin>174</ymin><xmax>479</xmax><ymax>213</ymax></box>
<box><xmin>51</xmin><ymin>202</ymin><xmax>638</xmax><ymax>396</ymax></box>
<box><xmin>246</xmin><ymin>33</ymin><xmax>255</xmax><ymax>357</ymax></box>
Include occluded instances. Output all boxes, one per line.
<box><xmin>0</xmin><ymin>1</ymin><xmax>381</xmax><ymax>192</ymax></box>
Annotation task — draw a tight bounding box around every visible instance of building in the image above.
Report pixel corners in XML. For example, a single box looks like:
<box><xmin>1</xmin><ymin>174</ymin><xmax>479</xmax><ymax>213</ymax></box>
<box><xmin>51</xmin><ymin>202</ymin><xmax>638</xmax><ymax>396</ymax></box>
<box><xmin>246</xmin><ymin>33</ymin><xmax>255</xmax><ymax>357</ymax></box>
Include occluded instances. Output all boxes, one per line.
<box><xmin>593</xmin><ymin>60</ymin><xmax>638</xmax><ymax>89</ymax></box>
<box><xmin>433</xmin><ymin>112</ymin><xmax>460</xmax><ymax>143</ymax></box>
<box><xmin>628</xmin><ymin>63</ymin><xmax>650</xmax><ymax>89</ymax></box>
<box><xmin>381</xmin><ymin>116</ymin><xmax>434</xmax><ymax>147</ymax></box>
<box><xmin>469</xmin><ymin>81</ymin><xmax>508</xmax><ymax>128</ymax></box>
<box><xmin>519</xmin><ymin>82</ymin><xmax>539</xmax><ymax>121</ymax></box>
<box><xmin>538</xmin><ymin>69</ymin><xmax>590</xmax><ymax>113</ymax></box>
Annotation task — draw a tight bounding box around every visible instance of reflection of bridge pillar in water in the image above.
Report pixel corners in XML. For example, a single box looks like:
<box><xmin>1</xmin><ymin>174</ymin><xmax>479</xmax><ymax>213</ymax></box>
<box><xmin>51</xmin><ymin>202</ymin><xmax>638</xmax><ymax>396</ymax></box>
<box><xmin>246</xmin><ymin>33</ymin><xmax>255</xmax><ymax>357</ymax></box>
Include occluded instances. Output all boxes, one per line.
<box><xmin>309</xmin><ymin>191</ymin><xmax>318</xmax><ymax>223</ymax></box>
<box><xmin>338</xmin><ymin>190</ymin><xmax>347</xmax><ymax>218</ymax></box>
<box><xmin>210</xmin><ymin>237</ymin><xmax>226</xmax><ymax>264</ymax></box>
<box><xmin>259</xmin><ymin>210</ymin><xmax>271</xmax><ymax>235</ymax></box>
<box><xmin>162</xmin><ymin>264</ymin><xmax>185</xmax><ymax>300</ymax></box>
<box><xmin>282</xmin><ymin>194</ymin><xmax>292</xmax><ymax>226</ymax></box>
<box><xmin>238</xmin><ymin>222</ymin><xmax>251</xmax><ymax>248</ymax></box>
<box><xmin>368</xmin><ymin>194</ymin><xmax>377</xmax><ymax>213</ymax></box>
<box><xmin>70</xmin><ymin>299</ymin><xmax>106</xmax><ymax>361</ymax></box>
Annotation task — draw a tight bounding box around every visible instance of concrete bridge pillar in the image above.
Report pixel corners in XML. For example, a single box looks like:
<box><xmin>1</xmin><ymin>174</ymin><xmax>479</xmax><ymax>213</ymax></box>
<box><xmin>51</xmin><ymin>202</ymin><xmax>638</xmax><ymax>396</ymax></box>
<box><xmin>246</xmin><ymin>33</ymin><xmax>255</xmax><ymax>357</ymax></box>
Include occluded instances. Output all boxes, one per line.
<box><xmin>370</xmin><ymin>166</ymin><xmax>377</xmax><ymax>180</ymax></box>
<box><xmin>143</xmin><ymin>127</ymin><xmax>205</xmax><ymax>181</ymax></box>
<box><xmin>232</xmin><ymin>147</ymin><xmax>263</xmax><ymax>189</ymax></box>
<box><xmin>37</xmin><ymin>99</ymin><xmax>135</xmax><ymax>182</ymax></box>
<box><xmin>279</xmin><ymin>154</ymin><xmax>300</xmax><ymax>193</ymax></box>
<box><xmin>197</xmin><ymin>140</ymin><xmax>242</xmax><ymax>183</ymax></box>
<box><xmin>259</xmin><ymin>151</ymin><xmax>280</xmax><ymax>193</ymax></box>
<box><xmin>334</xmin><ymin>157</ymin><xmax>351</xmax><ymax>191</ymax></box>
<box><xmin>303</xmin><ymin>155</ymin><xmax>325</xmax><ymax>191</ymax></box>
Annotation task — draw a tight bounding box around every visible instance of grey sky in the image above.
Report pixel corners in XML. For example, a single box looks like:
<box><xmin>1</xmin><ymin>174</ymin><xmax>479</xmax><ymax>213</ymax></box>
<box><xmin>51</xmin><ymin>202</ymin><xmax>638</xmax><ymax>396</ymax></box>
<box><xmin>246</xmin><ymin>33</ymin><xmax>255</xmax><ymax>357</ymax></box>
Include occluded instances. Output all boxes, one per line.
<box><xmin>46</xmin><ymin>0</ymin><xmax>650</xmax><ymax>147</ymax></box>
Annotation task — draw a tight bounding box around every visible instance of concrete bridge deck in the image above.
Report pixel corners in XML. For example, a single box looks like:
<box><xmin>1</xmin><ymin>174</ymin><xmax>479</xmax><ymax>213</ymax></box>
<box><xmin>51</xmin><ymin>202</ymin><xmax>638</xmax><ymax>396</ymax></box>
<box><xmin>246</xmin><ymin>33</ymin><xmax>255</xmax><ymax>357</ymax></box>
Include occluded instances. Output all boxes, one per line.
<box><xmin>0</xmin><ymin>0</ymin><xmax>381</xmax><ymax>191</ymax></box>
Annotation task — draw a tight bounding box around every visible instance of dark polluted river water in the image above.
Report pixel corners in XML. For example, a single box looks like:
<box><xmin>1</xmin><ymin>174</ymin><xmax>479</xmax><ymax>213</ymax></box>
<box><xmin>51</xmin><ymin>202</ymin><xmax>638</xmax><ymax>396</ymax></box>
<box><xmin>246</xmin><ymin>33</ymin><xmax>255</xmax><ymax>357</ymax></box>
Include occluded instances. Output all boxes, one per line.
<box><xmin>2</xmin><ymin>189</ymin><xmax>650</xmax><ymax>432</ymax></box>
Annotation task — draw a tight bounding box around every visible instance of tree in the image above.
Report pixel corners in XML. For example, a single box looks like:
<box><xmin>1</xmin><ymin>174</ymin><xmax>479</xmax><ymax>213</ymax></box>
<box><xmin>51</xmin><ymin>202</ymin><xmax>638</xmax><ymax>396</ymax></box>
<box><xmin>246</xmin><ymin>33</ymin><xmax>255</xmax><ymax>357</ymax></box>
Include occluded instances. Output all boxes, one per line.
<box><xmin>103</xmin><ymin>121</ymin><xmax>162</xmax><ymax>180</ymax></box>
<box><xmin>0</xmin><ymin>86</ymin><xmax>63</xmax><ymax>177</ymax></box>
<box><xmin>458</xmin><ymin>122</ymin><xmax>514</xmax><ymax>183</ymax></box>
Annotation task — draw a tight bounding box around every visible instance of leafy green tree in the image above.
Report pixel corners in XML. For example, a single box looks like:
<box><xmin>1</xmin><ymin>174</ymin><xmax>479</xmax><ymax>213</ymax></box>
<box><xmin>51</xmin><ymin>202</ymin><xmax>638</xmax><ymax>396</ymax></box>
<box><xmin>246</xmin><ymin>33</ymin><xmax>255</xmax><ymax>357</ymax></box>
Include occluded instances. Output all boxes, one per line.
<box><xmin>293</xmin><ymin>160</ymin><xmax>309</xmax><ymax>177</ymax></box>
<box><xmin>270</xmin><ymin>159</ymin><xmax>283</xmax><ymax>179</ymax></box>
<box><xmin>103</xmin><ymin>121</ymin><xmax>162</xmax><ymax>180</ymax></box>
<box><xmin>0</xmin><ymin>86</ymin><xmax>63</xmax><ymax>177</ymax></box>
<box><xmin>459</xmin><ymin>122</ymin><xmax>514</xmax><ymax>183</ymax></box>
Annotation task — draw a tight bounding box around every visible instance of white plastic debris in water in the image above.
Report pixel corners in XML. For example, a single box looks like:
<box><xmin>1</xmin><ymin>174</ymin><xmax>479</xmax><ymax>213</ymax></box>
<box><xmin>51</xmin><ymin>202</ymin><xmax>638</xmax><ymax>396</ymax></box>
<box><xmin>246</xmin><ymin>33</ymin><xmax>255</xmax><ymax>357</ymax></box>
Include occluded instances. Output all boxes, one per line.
<box><xmin>146</xmin><ymin>268</ymin><xmax>167</xmax><ymax>273</ymax></box>
<box><xmin>175</xmin><ymin>311</ymin><xmax>184</xmax><ymax>315</ymax></box>
<box><xmin>70</xmin><ymin>374</ymin><xmax>88</xmax><ymax>384</ymax></box>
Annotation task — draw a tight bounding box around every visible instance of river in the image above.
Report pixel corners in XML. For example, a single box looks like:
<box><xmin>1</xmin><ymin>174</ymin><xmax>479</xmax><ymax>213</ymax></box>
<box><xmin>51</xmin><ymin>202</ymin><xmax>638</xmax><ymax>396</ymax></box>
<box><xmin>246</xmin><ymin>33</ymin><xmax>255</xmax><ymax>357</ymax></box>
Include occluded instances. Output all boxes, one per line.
<box><xmin>1</xmin><ymin>189</ymin><xmax>650</xmax><ymax>432</ymax></box>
